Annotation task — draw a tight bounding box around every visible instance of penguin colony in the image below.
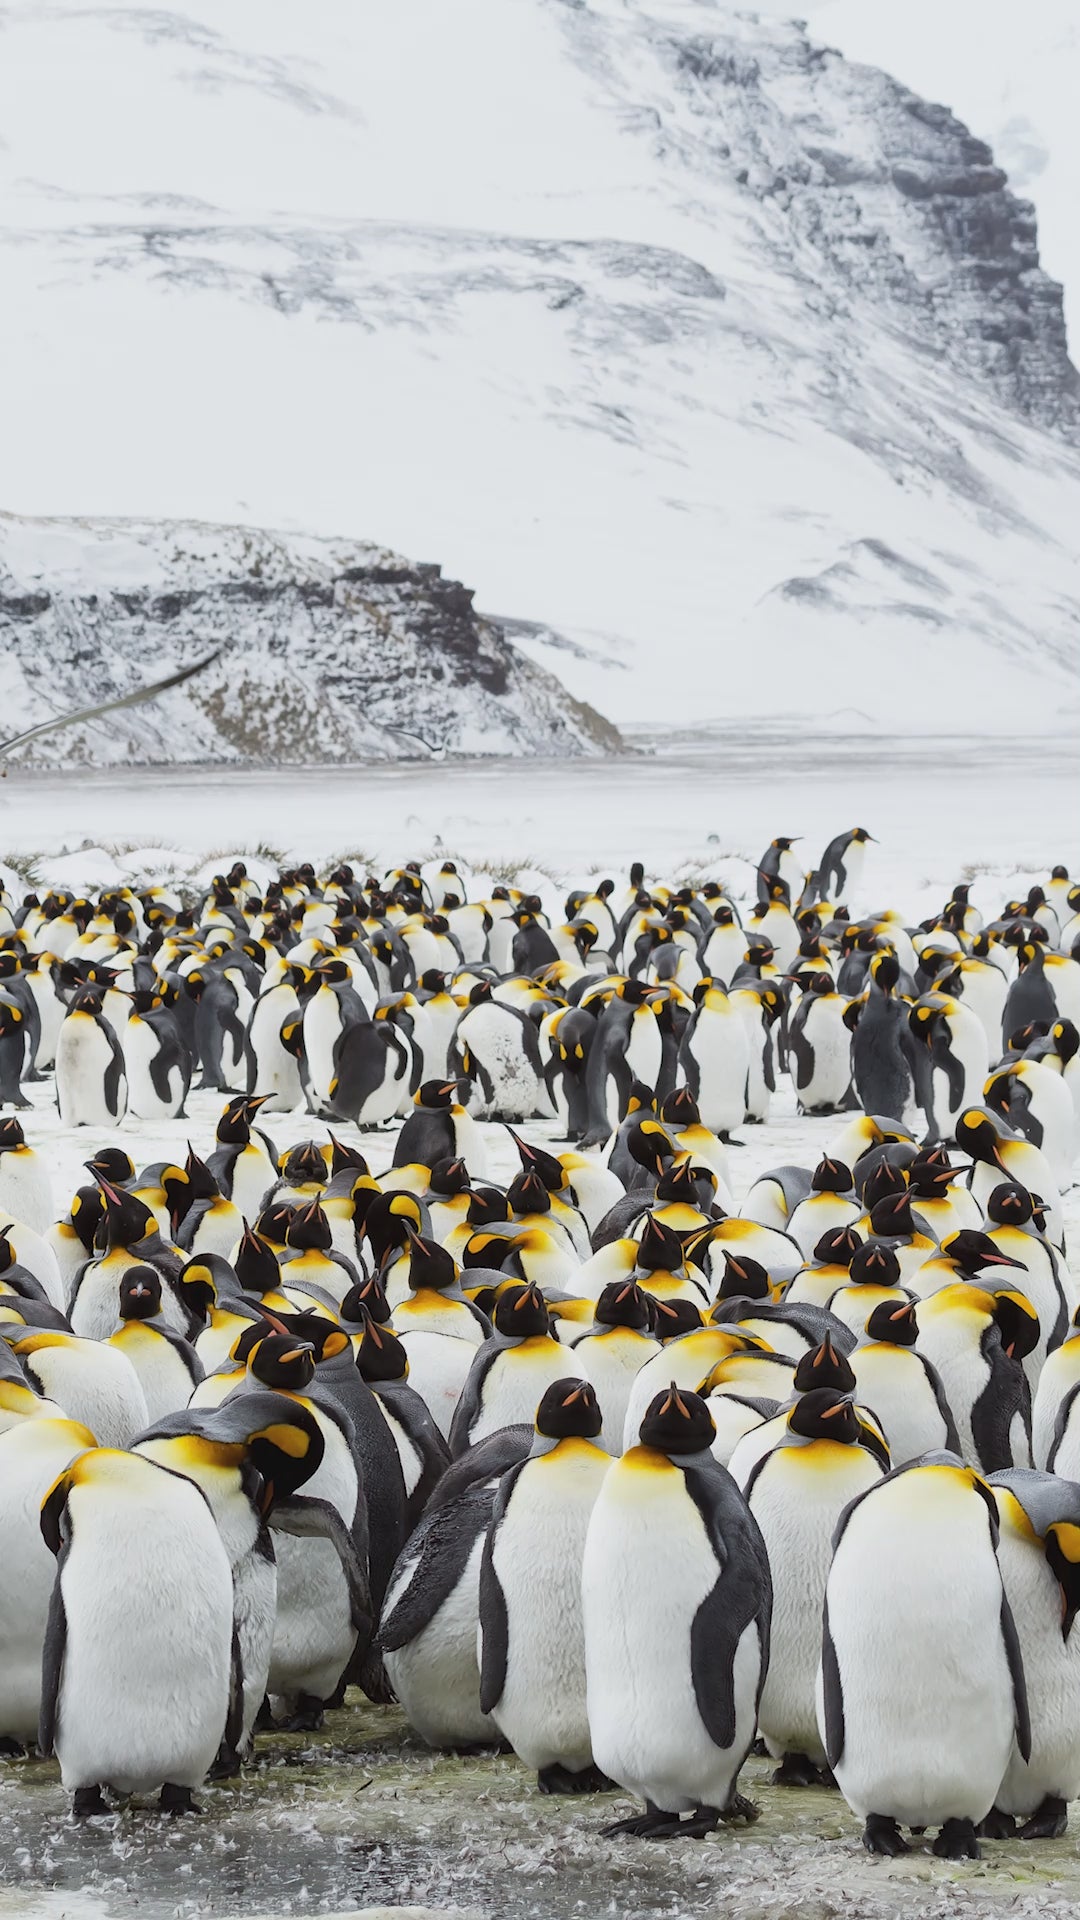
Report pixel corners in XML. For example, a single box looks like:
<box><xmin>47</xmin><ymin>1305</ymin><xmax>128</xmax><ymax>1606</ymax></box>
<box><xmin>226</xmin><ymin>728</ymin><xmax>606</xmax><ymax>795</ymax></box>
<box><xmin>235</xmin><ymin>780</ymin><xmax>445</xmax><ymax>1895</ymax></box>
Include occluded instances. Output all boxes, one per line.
<box><xmin>0</xmin><ymin>834</ymin><xmax>1077</xmax><ymax>1860</ymax></box>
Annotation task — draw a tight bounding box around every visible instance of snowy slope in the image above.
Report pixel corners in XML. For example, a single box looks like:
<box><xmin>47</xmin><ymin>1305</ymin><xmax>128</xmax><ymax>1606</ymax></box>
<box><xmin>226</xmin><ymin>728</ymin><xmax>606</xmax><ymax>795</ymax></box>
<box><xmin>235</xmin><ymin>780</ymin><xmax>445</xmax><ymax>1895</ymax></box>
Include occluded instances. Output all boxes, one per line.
<box><xmin>0</xmin><ymin>511</ymin><xmax>618</xmax><ymax>762</ymax></box>
<box><xmin>1</xmin><ymin>0</ymin><xmax>1079</xmax><ymax>732</ymax></box>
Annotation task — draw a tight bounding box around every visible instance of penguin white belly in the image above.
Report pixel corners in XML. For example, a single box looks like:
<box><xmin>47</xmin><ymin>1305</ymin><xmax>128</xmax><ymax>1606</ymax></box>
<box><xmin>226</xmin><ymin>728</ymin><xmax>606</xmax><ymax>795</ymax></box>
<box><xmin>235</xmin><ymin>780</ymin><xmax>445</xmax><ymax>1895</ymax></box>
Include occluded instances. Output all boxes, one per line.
<box><xmin>5</xmin><ymin>1220</ymin><xmax>65</xmax><ymax>1309</ymax></box>
<box><xmin>796</xmin><ymin>1004</ymin><xmax>852</xmax><ymax>1112</ymax></box>
<box><xmin>583</xmin><ymin>1454</ymin><xmax>758</xmax><ymax>1813</ymax></box>
<box><xmin>249</xmin><ymin>992</ymin><xmax>303</xmax><ymax>1112</ymax></box>
<box><xmin>26</xmin><ymin>1343</ymin><xmax>149</xmax><ymax>1448</ymax></box>
<box><xmin>269</xmin><ymin>1426</ymin><xmax>358</xmax><ymax>1705</ymax></box>
<box><xmin>110</xmin><ymin>1328</ymin><xmax>194</xmax><ymax>1421</ymax></box>
<box><xmin>0</xmin><ymin>1421</ymin><xmax>93</xmax><ymax>1741</ymax></box>
<box><xmin>374</xmin><ymin>1400</ymin><xmax>424</xmax><ymax>1501</ymax></box>
<box><xmin>706</xmin><ymin>1394</ymin><xmax>772</xmax><ymax>1467</ymax></box>
<box><xmin>913</xmin><ymin>1319</ymin><xmax>987</xmax><ymax>1465</ymax></box>
<box><xmin>1034</xmin><ymin>1345</ymin><xmax>1080</xmax><ymax>1468</ymax></box>
<box><xmin>849</xmin><ymin>1348</ymin><xmax>951</xmax><ymax>1465</ymax></box>
<box><xmin>124</xmin><ymin>1019</ymin><xmax>183</xmax><ymax>1122</ymax></box>
<box><xmin>681</xmin><ymin>1011</ymin><xmax>748</xmax><ymax>1136</ymax></box>
<box><xmin>485</xmin><ymin>1443</ymin><xmax>610</xmax><ymax>1772</ymax></box>
<box><xmin>786</xmin><ymin>1195</ymin><xmax>860</xmax><ymax>1258</ymax></box>
<box><xmin>56</xmin><ymin>1478</ymin><xmax>232</xmax><ymax>1793</ymax></box>
<box><xmin>392</xmin><ymin>1300</ymin><xmax>485</xmax><ymax>1347</ymax></box>
<box><xmin>56</xmin><ymin>1020</ymin><xmax>126</xmax><ymax>1127</ymax></box>
<box><xmin>383</xmin><ymin>1532</ymin><xmax>495</xmax><ymax>1747</ymax></box>
<box><xmin>470</xmin><ymin>1342</ymin><xmax>586</xmax><ymax>1447</ymax></box>
<box><xmin>624</xmin><ymin>1010</ymin><xmax>662</xmax><ymax>1091</ymax></box>
<box><xmin>396</xmin><ymin>1331</ymin><xmax>477</xmax><ymax>1440</ymax></box>
<box><xmin>303</xmin><ymin>994</ymin><xmax>343</xmax><ymax>1108</ymax></box>
<box><xmin>580</xmin><ymin>1331</ymin><xmax>657</xmax><ymax>1454</ymax></box>
<box><xmin>186</xmin><ymin>1205</ymin><xmax>244</xmax><ymax>1260</ymax></box>
<box><xmin>995</xmin><ymin>1526</ymin><xmax>1080</xmax><ymax>1816</ymax></box>
<box><xmin>750</xmin><ymin>1445</ymin><xmax>882</xmax><ymax>1761</ymax></box>
<box><xmin>701</xmin><ymin>927</ymin><xmax>745</xmax><ymax>985</ymax></box>
<box><xmin>229</xmin><ymin>1146</ymin><xmax>276</xmax><ymax>1222</ymax></box>
<box><xmin>450</xmin><ymin>1107</ymin><xmax>490</xmax><ymax>1180</ymax></box>
<box><xmin>461</xmin><ymin>1010</ymin><xmax>541</xmax><ymax>1120</ymax></box>
<box><xmin>822</xmin><ymin>1475</ymin><xmax>1016</xmax><ymax>1826</ymax></box>
<box><xmin>0</xmin><ymin>1156</ymin><xmax>53</xmax><ymax>1237</ymax></box>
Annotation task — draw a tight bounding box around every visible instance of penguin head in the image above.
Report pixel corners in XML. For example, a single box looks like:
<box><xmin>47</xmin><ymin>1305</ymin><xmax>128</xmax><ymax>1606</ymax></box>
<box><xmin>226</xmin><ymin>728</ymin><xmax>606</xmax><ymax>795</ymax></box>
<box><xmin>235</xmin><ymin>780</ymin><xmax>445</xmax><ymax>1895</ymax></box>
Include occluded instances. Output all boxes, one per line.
<box><xmin>118</xmin><ymin>1266</ymin><xmax>163</xmax><ymax>1321</ymax></box>
<box><xmin>985</xmin><ymin>1183</ymin><xmax>1033</xmax><ymax>1227</ymax></box>
<box><xmin>234</xmin><ymin>1226</ymin><xmax>282</xmax><ymax>1297</ymax></box>
<box><xmin>356</xmin><ymin>1309</ymin><xmax>409</xmax><ymax>1384</ymax></box>
<box><xmin>176</xmin><ymin>1256</ymin><xmax>229</xmax><ymax>1321</ymax></box>
<box><xmin>656</xmin><ymin>1161</ymin><xmax>716</xmax><ymax>1210</ymax></box>
<box><xmin>869</xmin><ymin>950</ymin><xmax>900</xmax><ymax>995</ymax></box>
<box><xmin>69</xmin><ymin>1185</ymin><xmax>105</xmax><ymax>1255</ymax></box>
<box><xmin>868</xmin><ymin>1192</ymin><xmax>916</xmax><ymax>1239</ymax></box>
<box><xmin>405</xmin><ymin>1226</ymin><xmax>458</xmax><ymax>1293</ymax></box>
<box><xmin>810</xmin><ymin>1157</ymin><xmax>853</xmax><ymax>1196</ymax></box>
<box><xmin>660</xmin><ymin>1088</ymin><xmax>700</xmax><ymax>1129</ymax></box>
<box><xmin>651</xmin><ymin>1297</ymin><xmax>705</xmax><ymax>1342</ymax></box>
<box><xmin>1053</xmin><ymin>1020</ymin><xmax>1080</xmax><ymax>1065</ymax></box>
<box><xmin>415</xmin><ymin>1079</ymin><xmax>458</xmax><ymax>1111</ymax></box>
<box><xmin>788</xmin><ymin>1388</ymin><xmax>860</xmax><ymax>1445</ymax></box>
<box><xmin>492</xmin><ymin>1283</ymin><xmax>550</xmax><ymax>1340</ymax></box>
<box><xmin>988</xmin><ymin>1289</ymin><xmax>1040</xmax><ymax>1363</ymax></box>
<box><xmin>714</xmin><ymin>1252</ymin><xmax>771</xmax><ymax>1302</ymax></box>
<box><xmin>85</xmin><ymin>1147</ymin><xmax>136</xmax><ymax>1189</ymax></box>
<box><xmin>635</xmin><ymin>1214</ymin><xmax>686</xmax><ymax>1277</ymax></box>
<box><xmin>712</xmin><ymin>904</ymin><xmax>735</xmax><ymax>928</ymax></box>
<box><xmin>793</xmin><ymin>1338</ymin><xmax>856</xmax><ymax>1396</ymax></box>
<box><xmin>468</xmin><ymin>981</ymin><xmax>494</xmax><ymax>1005</ymax></box>
<box><xmin>625</xmin><ymin>1081</ymin><xmax>658</xmax><ymax>1118</ymax></box>
<box><xmin>626</xmin><ymin>1121</ymin><xmax>677</xmax><ymax>1178</ymax></box>
<box><xmin>507</xmin><ymin>1170</ymin><xmax>552</xmax><ymax>1217</ymax></box>
<box><xmin>246</xmin><ymin>1331</ymin><xmax>317</xmax><ymax>1391</ymax></box>
<box><xmin>202</xmin><ymin>1391</ymin><xmax>325</xmax><ymax>1503</ymax></box>
<box><xmin>428</xmin><ymin>1156</ymin><xmax>469</xmax><ymax>1197</ymax></box>
<box><xmin>812</xmin><ymin>1226</ymin><xmax>862</xmax><ymax>1270</ymax></box>
<box><xmin>363</xmin><ymin>1192</ymin><xmax>423</xmax><ymax>1261</ymax></box>
<box><xmin>941</xmin><ymin>1230</ymin><xmax>1026</xmax><ymax>1278</ymax></box>
<box><xmin>255</xmin><ymin>1201</ymin><xmax>296</xmax><ymax>1250</ymax></box>
<box><xmin>327</xmin><ymin>1132</ymin><xmax>369</xmax><ymax>1179</ymax></box>
<box><xmin>851</xmin><ymin>828</ymin><xmax>875</xmax><ymax>845</ymax></box>
<box><xmin>504</xmin><ymin>1126</ymin><xmax>564</xmax><ymax>1193</ymax></box>
<box><xmin>535</xmin><ymin>1377</ymin><xmax>602</xmax><ymax>1442</ymax></box>
<box><xmin>865</xmin><ymin>1299</ymin><xmax>919</xmax><ymax>1346</ymax></box>
<box><xmin>280</xmin><ymin>1140</ymin><xmax>330</xmax><ymax>1188</ymax></box>
<box><xmin>594</xmin><ymin>1280</ymin><xmax>652</xmax><ymax>1332</ymax></box>
<box><xmin>285</xmin><ymin>1199</ymin><xmax>333</xmax><ymax>1253</ymax></box>
<box><xmin>638</xmin><ymin>1383</ymin><xmax>715</xmax><ymax>1455</ymax></box>
<box><xmin>465</xmin><ymin>1187</ymin><xmax>512</xmax><ymax>1228</ymax></box>
<box><xmin>216</xmin><ymin>1094</ymin><xmax>269</xmax><ymax>1145</ymax></box>
<box><xmin>94</xmin><ymin>1177</ymin><xmax>158</xmax><ymax>1252</ymax></box>
<box><xmin>183</xmin><ymin>1148</ymin><xmax>221</xmax><ymax>1206</ymax></box>
<box><xmin>0</xmin><ymin>1116</ymin><xmax>26</xmax><ymax>1155</ymax></box>
<box><xmin>340</xmin><ymin>1273</ymin><xmax>391</xmax><ymax>1328</ymax></box>
<box><xmin>906</xmin><ymin>1150</ymin><xmax>955</xmax><ymax>1199</ymax></box>
<box><xmin>859</xmin><ymin>1158</ymin><xmax>909</xmax><ymax>1214</ymax></box>
<box><xmin>1044</xmin><ymin>1522</ymin><xmax>1080</xmax><ymax>1642</ymax></box>
<box><xmin>847</xmin><ymin>1240</ymin><xmax>902</xmax><ymax>1288</ymax></box>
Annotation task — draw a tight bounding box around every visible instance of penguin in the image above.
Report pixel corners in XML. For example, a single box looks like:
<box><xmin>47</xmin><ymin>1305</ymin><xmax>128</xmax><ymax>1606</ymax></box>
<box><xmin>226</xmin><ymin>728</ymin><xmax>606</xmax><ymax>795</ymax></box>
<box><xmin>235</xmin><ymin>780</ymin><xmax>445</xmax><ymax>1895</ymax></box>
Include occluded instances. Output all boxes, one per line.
<box><xmin>985</xmin><ymin>1055</ymin><xmax>1076</xmax><ymax>1193</ymax></box>
<box><xmin>378</xmin><ymin>1480</ymin><xmax>505</xmax><ymax>1749</ymax></box>
<box><xmin>824</xmin><ymin>1241</ymin><xmax>913</xmax><ymax>1342</ymax></box>
<box><xmin>986</xmin><ymin>1469</ymin><xmax>1080</xmax><ymax>1840</ymax></box>
<box><xmin>1002</xmin><ymin>944</ymin><xmax>1059</xmax><ymax>1045</ymax></box>
<box><xmin>448</xmin><ymin>1284</ymin><xmax>586</xmax><ymax>1457</ymax></box>
<box><xmin>784</xmin><ymin>1159</ymin><xmax>861</xmax><ymax>1258</ymax></box>
<box><xmin>246</xmin><ymin>971</ymin><xmax>306</xmax><ymax>1113</ymax></box>
<box><xmin>39</xmin><ymin>1447</ymin><xmax>234</xmax><ymax>1814</ymax></box>
<box><xmin>819</xmin><ymin>1453</ymin><xmax>1029</xmax><ymax>1858</ymax></box>
<box><xmin>785</xmin><ymin>1226</ymin><xmax>864</xmax><ymax>1310</ymax></box>
<box><xmin>0</xmin><ymin>1116</ymin><xmax>54</xmax><ymax>1236</ymax></box>
<box><xmin>787</xmin><ymin>976</ymin><xmax>853</xmax><ymax>1114</ymax></box>
<box><xmin>814</xmin><ymin>827</ymin><xmax>875</xmax><ymax>906</ymax></box>
<box><xmin>675</xmin><ymin>979</ymin><xmax>750</xmax><ymax>1139</ymax></box>
<box><xmin>576</xmin><ymin>1280</ymin><xmax>659</xmax><ymax>1454</ymax></box>
<box><xmin>909</xmin><ymin>993</ymin><xmax>990</xmax><ymax>1141</ymax></box>
<box><xmin>954</xmin><ymin>1108</ymin><xmax>1063</xmax><ymax>1250</ymax></box>
<box><xmin>330</xmin><ymin>1010</ymin><xmax>414</xmax><ymax>1127</ymax></box>
<box><xmin>174</xmin><ymin>1150</ymin><xmax>245</xmax><ymax>1259</ymax></box>
<box><xmin>451</xmin><ymin>982</ymin><xmax>546</xmax><ymax>1122</ymax></box>
<box><xmin>848</xmin><ymin>954</ymin><xmax>919</xmax><ymax>1130</ymax></box>
<box><xmin>1032</xmin><ymin>1306</ymin><xmax>1080</xmax><ymax>1469</ymax></box>
<box><xmin>10</xmin><ymin>1330</ymin><xmax>149</xmax><ymax>1448</ymax></box>
<box><xmin>106</xmin><ymin>1267</ymin><xmax>204</xmax><ymax>1420</ymax></box>
<box><xmin>205</xmin><ymin>1094</ymin><xmax>278</xmax><ymax>1219</ymax></box>
<box><xmin>747</xmin><ymin>882</ymin><xmax>799</xmax><ymax>973</ymax></box>
<box><xmin>133</xmin><ymin>1391</ymin><xmax>333</xmax><ymax>1772</ymax></box>
<box><xmin>55</xmin><ymin>988</ymin><xmax>127</xmax><ymax>1127</ymax></box>
<box><xmin>582</xmin><ymin>1383</ymin><xmax>771</xmax><ymax>1837</ymax></box>
<box><xmin>756</xmin><ymin>838</ymin><xmax>804</xmax><ymax>906</ymax></box>
<box><xmin>539</xmin><ymin>1003</ymin><xmax>595</xmax><ymax>1140</ymax></box>
<box><xmin>0</xmin><ymin>1415</ymin><xmax>97</xmax><ymax>1752</ymax></box>
<box><xmin>740</xmin><ymin>1165</ymin><xmax>814</xmax><ymax>1234</ymax></box>
<box><xmin>393</xmin><ymin>1079</ymin><xmax>489</xmax><ymax>1177</ymax></box>
<box><xmin>914</xmin><ymin>1284</ymin><xmax>1037</xmax><ymax>1472</ymax></box>
<box><xmin>731</xmin><ymin>1389</ymin><xmax>885</xmax><ymax>1786</ymax></box>
<box><xmin>479</xmin><ymin>1377</ymin><xmax>611</xmax><ymax>1792</ymax></box>
<box><xmin>849</xmin><ymin>1301</ymin><xmax>960</xmax><ymax>1465</ymax></box>
<box><xmin>354</xmin><ymin>1313</ymin><xmax>451</xmax><ymax>1528</ymax></box>
<box><xmin>580</xmin><ymin>982</ymin><xmax>662</xmax><ymax>1146</ymax></box>
<box><xmin>69</xmin><ymin>1177</ymin><xmax>188</xmax><ymax>1342</ymax></box>
<box><xmin>188</xmin><ymin>961</ymin><xmax>251</xmax><ymax>1093</ymax></box>
<box><xmin>0</xmin><ymin>990</ymin><xmax>31</xmax><ymax>1109</ymax></box>
<box><xmin>124</xmin><ymin>987</ymin><xmax>192</xmax><ymax>1121</ymax></box>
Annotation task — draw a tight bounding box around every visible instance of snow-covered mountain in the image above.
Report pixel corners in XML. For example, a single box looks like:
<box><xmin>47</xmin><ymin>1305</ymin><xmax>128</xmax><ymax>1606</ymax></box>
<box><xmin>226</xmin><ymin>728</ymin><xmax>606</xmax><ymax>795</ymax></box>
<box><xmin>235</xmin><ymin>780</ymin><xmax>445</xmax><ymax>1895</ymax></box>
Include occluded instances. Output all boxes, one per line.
<box><xmin>0</xmin><ymin>513</ymin><xmax>617</xmax><ymax>763</ymax></box>
<box><xmin>2</xmin><ymin>0</ymin><xmax>1079</xmax><ymax>737</ymax></box>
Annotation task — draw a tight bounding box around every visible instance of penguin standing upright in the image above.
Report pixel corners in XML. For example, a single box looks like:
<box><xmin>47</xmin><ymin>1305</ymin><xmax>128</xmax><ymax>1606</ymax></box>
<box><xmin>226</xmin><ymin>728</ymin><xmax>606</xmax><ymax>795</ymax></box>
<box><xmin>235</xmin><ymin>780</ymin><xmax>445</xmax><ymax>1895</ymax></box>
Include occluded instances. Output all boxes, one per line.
<box><xmin>55</xmin><ymin>989</ymin><xmax>127</xmax><ymax>1127</ymax></box>
<box><xmin>393</xmin><ymin>1079</ymin><xmax>489</xmax><ymax>1177</ymax></box>
<box><xmin>583</xmin><ymin>1385</ymin><xmax>771</xmax><ymax>1837</ymax></box>
<box><xmin>915</xmin><ymin>1284</ymin><xmax>1037</xmax><ymax>1472</ymax></box>
<box><xmin>820</xmin><ymin>1453</ymin><xmax>1029</xmax><ymax>1858</ymax></box>
<box><xmin>0</xmin><ymin>1415</ymin><xmax>96</xmax><ymax>1751</ymax></box>
<box><xmin>0</xmin><ymin>990</ymin><xmax>31</xmax><ymax>1109</ymax></box>
<box><xmin>788</xmin><ymin>976</ymin><xmax>852</xmax><ymax>1115</ymax></box>
<box><xmin>123</xmin><ymin>987</ymin><xmax>191</xmax><ymax>1121</ymax></box>
<box><xmin>107</xmin><ymin>1267</ymin><xmax>204</xmax><ymax>1420</ymax></box>
<box><xmin>206</xmin><ymin>1095</ymin><xmax>278</xmax><ymax>1219</ymax></box>
<box><xmin>479</xmin><ymin>1378</ymin><xmax>611</xmax><ymax>1792</ymax></box>
<box><xmin>730</xmin><ymin>1389</ymin><xmax>884</xmax><ymax>1785</ymax></box>
<box><xmin>849</xmin><ymin>1302</ymin><xmax>960</xmax><ymax>1465</ymax></box>
<box><xmin>39</xmin><ymin>1447</ymin><xmax>234</xmax><ymax>1815</ymax></box>
<box><xmin>848</xmin><ymin>955</ymin><xmax>916</xmax><ymax>1128</ymax></box>
<box><xmin>448</xmin><ymin>1285</ymin><xmax>586</xmax><ymax>1458</ymax></box>
<box><xmin>0</xmin><ymin>1117</ymin><xmax>54</xmax><ymax>1236</ymax></box>
<box><xmin>814</xmin><ymin>827</ymin><xmax>875</xmax><ymax>906</ymax></box>
<box><xmin>451</xmin><ymin>983</ymin><xmax>545</xmax><ymax>1122</ymax></box>
<box><xmin>677</xmin><ymin>981</ymin><xmax>750</xmax><ymax>1138</ymax></box>
<box><xmin>577</xmin><ymin>1280</ymin><xmax>659</xmax><ymax>1454</ymax></box>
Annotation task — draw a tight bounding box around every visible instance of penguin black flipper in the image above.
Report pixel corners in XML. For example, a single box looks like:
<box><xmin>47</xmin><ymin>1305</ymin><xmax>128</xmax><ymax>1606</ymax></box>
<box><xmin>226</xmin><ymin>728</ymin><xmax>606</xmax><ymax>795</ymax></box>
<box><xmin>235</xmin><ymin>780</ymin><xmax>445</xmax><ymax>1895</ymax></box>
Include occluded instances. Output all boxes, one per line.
<box><xmin>270</xmin><ymin>1493</ymin><xmax>374</xmax><ymax>1644</ymax></box>
<box><xmin>102</xmin><ymin>1029</ymin><xmax>125</xmax><ymax>1119</ymax></box>
<box><xmin>446</xmin><ymin>1344</ymin><xmax>501</xmax><ymax>1459</ymax></box>
<box><xmin>224</xmin><ymin>1621</ymin><xmax>245</xmax><ymax>1758</ymax></box>
<box><xmin>971</xmin><ymin>1345</ymin><xmax>1031</xmax><ymax>1474</ymax></box>
<box><xmin>477</xmin><ymin>1460</ymin><xmax>527</xmax><ymax>1713</ymax></box>
<box><xmin>1000</xmin><ymin>1589</ymin><xmax>1032</xmax><ymax>1763</ymax></box>
<box><xmin>1046</xmin><ymin>1381</ymin><xmax>1080</xmax><ymax>1473</ymax></box>
<box><xmin>683</xmin><ymin>1459</ymin><xmax>773</xmax><ymax>1749</ymax></box>
<box><xmin>377</xmin><ymin>1485</ymin><xmax>493</xmax><ymax>1651</ymax></box>
<box><xmin>788</xmin><ymin>1018</ymin><xmax>814</xmax><ymax>1095</ymax></box>
<box><xmin>38</xmin><ymin>1519</ymin><xmax>71</xmax><ymax>1760</ymax></box>
<box><xmin>820</xmin><ymin>1590</ymin><xmax>845</xmax><ymax>1769</ymax></box>
<box><xmin>917</xmin><ymin>1353</ymin><xmax>962</xmax><ymax>1454</ymax></box>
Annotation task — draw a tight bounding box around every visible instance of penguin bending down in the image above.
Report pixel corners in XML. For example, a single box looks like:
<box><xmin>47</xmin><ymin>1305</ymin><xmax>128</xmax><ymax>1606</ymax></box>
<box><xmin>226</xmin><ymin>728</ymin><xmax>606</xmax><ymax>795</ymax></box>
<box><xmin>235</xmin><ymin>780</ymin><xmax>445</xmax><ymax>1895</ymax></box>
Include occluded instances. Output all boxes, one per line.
<box><xmin>819</xmin><ymin>1454</ymin><xmax>1030</xmax><ymax>1858</ymax></box>
<box><xmin>479</xmin><ymin>1379</ymin><xmax>612</xmax><ymax>1791</ymax></box>
<box><xmin>39</xmin><ymin>1447</ymin><xmax>235</xmax><ymax>1814</ymax></box>
<box><xmin>582</xmin><ymin>1385</ymin><xmax>772</xmax><ymax>1838</ymax></box>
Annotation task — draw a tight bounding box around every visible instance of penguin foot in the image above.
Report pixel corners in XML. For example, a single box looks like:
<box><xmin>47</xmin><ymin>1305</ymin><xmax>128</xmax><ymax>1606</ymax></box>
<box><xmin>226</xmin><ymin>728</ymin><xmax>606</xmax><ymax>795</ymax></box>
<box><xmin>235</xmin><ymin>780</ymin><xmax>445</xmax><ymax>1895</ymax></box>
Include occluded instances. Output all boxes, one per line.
<box><xmin>772</xmin><ymin>1751</ymin><xmax>823</xmax><ymax>1788</ymax></box>
<box><xmin>72</xmin><ymin>1786</ymin><xmax>110</xmax><ymax>1820</ymax></box>
<box><xmin>603</xmin><ymin>1801</ymin><xmax>674</xmax><ymax>1839</ymax></box>
<box><xmin>749</xmin><ymin>1736</ymin><xmax>768</xmax><ymax>1758</ymax></box>
<box><xmin>537</xmin><ymin>1763</ymin><xmax>613</xmax><ymax>1795</ymax></box>
<box><xmin>254</xmin><ymin>1696</ymin><xmax>276</xmax><ymax>1731</ymax></box>
<box><xmin>863</xmin><ymin>1814</ymin><xmax>910</xmax><ymax>1857</ymax></box>
<box><xmin>668</xmin><ymin>1806</ymin><xmax>721</xmax><ymax>1840</ymax></box>
<box><xmin>1019</xmin><ymin>1797</ymin><xmax>1068</xmax><ymax>1841</ymax></box>
<box><xmin>280</xmin><ymin>1695</ymin><xmax>325</xmax><ymax>1733</ymax></box>
<box><xmin>159</xmin><ymin>1784</ymin><xmax>199</xmax><ymax>1816</ymax></box>
<box><xmin>0</xmin><ymin>1737</ymin><xmax>25</xmax><ymax>1759</ymax></box>
<box><xmin>721</xmin><ymin>1791</ymin><xmax>759</xmax><ymax>1825</ymax></box>
<box><xmin>979</xmin><ymin>1808</ymin><xmax>1017</xmax><ymax>1840</ymax></box>
<box><xmin>933</xmin><ymin>1819</ymin><xmax>979</xmax><ymax>1860</ymax></box>
<box><xmin>208</xmin><ymin>1747</ymin><xmax>243</xmax><ymax>1781</ymax></box>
